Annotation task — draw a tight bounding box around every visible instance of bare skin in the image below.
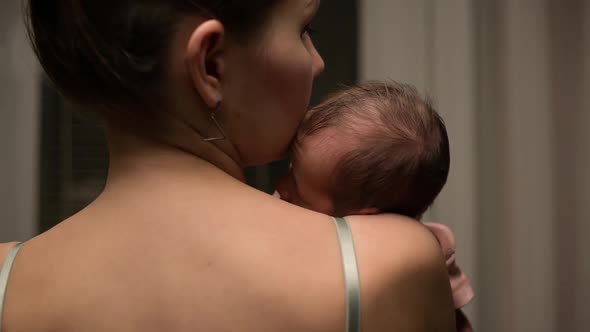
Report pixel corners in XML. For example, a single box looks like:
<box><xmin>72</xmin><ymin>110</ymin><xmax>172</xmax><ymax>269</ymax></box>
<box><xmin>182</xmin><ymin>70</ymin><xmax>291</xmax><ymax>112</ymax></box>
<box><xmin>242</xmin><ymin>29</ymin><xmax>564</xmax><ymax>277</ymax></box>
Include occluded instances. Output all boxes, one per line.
<box><xmin>1</xmin><ymin>158</ymin><xmax>454</xmax><ymax>332</ymax></box>
<box><xmin>0</xmin><ymin>0</ymin><xmax>455</xmax><ymax>331</ymax></box>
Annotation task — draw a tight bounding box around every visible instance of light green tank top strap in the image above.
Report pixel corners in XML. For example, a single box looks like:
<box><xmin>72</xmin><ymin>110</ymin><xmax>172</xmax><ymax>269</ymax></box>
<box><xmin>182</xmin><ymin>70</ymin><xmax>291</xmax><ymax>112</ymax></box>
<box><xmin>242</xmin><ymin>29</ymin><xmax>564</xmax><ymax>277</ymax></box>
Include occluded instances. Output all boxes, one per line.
<box><xmin>0</xmin><ymin>242</ymin><xmax>24</xmax><ymax>332</ymax></box>
<box><xmin>332</xmin><ymin>217</ymin><xmax>361</xmax><ymax>332</ymax></box>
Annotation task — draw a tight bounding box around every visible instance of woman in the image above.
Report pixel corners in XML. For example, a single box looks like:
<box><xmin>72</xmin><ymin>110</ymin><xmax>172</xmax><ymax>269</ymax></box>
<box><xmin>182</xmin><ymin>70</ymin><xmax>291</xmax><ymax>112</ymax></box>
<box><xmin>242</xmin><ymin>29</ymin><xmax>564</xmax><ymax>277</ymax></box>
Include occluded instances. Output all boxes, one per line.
<box><xmin>0</xmin><ymin>1</ymin><xmax>455</xmax><ymax>331</ymax></box>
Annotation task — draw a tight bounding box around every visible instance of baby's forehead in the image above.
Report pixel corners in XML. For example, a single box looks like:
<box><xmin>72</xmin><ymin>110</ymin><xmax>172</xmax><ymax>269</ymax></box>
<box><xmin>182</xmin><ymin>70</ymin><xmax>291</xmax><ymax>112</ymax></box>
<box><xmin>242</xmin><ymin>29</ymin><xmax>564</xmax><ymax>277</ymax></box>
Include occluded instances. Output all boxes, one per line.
<box><xmin>292</xmin><ymin>127</ymin><xmax>354</xmax><ymax>164</ymax></box>
<box><xmin>293</xmin><ymin>94</ymin><xmax>382</xmax><ymax>166</ymax></box>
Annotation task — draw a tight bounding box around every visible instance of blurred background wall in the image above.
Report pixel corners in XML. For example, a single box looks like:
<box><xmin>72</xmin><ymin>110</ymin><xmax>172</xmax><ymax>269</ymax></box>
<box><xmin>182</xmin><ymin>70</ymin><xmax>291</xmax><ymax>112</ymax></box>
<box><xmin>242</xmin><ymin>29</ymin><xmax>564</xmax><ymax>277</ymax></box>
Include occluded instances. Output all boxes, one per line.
<box><xmin>1</xmin><ymin>0</ymin><xmax>589</xmax><ymax>331</ymax></box>
<box><xmin>0</xmin><ymin>0</ymin><xmax>39</xmax><ymax>242</ymax></box>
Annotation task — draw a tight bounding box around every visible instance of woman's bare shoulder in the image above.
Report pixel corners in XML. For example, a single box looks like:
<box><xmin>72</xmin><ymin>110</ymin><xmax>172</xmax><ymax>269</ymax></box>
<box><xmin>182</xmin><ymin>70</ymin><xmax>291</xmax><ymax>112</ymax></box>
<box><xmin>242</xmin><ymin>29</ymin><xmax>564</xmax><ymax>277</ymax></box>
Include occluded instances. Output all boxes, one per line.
<box><xmin>0</xmin><ymin>242</ymin><xmax>20</xmax><ymax>266</ymax></box>
<box><xmin>346</xmin><ymin>214</ymin><xmax>444</xmax><ymax>266</ymax></box>
<box><xmin>346</xmin><ymin>214</ymin><xmax>456</xmax><ymax>332</ymax></box>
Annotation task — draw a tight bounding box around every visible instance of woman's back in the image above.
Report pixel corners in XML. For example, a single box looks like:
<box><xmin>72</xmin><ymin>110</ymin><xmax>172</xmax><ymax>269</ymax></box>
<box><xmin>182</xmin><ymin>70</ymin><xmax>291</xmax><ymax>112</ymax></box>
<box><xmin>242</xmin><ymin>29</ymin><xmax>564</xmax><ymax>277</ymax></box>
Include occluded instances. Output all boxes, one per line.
<box><xmin>1</xmin><ymin>159</ymin><xmax>454</xmax><ymax>332</ymax></box>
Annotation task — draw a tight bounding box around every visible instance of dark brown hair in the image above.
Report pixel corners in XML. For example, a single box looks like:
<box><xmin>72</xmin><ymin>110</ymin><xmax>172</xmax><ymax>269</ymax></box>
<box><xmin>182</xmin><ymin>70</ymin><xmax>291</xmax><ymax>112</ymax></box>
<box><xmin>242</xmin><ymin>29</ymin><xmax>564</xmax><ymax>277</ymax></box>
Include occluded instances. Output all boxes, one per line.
<box><xmin>25</xmin><ymin>0</ymin><xmax>278</xmax><ymax>111</ymax></box>
<box><xmin>297</xmin><ymin>81</ymin><xmax>450</xmax><ymax>218</ymax></box>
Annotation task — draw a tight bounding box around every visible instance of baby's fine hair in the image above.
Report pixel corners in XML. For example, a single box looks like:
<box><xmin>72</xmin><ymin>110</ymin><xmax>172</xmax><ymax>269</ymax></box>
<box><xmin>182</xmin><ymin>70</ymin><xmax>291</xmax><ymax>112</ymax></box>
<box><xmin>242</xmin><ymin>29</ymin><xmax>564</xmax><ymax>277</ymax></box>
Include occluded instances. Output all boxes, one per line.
<box><xmin>296</xmin><ymin>81</ymin><xmax>450</xmax><ymax>217</ymax></box>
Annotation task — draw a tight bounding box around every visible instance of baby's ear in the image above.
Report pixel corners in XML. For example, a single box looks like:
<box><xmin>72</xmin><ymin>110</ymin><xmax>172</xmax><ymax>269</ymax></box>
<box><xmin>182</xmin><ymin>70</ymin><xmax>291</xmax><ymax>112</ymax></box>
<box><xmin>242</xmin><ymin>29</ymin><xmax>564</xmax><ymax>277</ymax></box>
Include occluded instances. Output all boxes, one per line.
<box><xmin>355</xmin><ymin>207</ymin><xmax>380</xmax><ymax>215</ymax></box>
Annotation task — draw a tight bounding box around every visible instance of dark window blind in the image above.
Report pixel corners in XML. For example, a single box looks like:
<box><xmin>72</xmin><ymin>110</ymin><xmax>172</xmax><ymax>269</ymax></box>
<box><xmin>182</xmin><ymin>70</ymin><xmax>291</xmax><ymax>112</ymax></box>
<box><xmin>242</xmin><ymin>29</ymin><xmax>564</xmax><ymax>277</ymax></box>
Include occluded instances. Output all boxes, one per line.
<box><xmin>39</xmin><ymin>80</ymin><xmax>108</xmax><ymax>232</ymax></box>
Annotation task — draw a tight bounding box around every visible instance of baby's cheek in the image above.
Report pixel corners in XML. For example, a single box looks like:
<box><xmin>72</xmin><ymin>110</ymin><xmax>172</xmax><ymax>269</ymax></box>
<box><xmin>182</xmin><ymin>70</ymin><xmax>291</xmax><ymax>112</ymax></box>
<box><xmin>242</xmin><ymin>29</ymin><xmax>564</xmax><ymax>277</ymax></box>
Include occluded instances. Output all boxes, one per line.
<box><xmin>275</xmin><ymin>177</ymin><xmax>293</xmax><ymax>203</ymax></box>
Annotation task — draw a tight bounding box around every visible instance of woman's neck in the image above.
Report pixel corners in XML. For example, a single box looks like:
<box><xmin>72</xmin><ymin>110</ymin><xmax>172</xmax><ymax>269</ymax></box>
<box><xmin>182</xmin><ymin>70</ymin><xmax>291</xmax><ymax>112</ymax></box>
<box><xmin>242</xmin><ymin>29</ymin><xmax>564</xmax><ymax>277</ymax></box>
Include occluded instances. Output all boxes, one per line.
<box><xmin>104</xmin><ymin>123</ymin><xmax>246</xmax><ymax>191</ymax></box>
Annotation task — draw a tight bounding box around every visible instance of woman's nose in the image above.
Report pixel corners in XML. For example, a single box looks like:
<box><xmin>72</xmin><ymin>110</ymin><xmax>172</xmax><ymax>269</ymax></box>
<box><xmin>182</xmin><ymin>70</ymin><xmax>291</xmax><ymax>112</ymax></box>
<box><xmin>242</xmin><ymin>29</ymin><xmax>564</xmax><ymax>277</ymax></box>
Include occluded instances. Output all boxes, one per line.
<box><xmin>312</xmin><ymin>48</ymin><xmax>325</xmax><ymax>78</ymax></box>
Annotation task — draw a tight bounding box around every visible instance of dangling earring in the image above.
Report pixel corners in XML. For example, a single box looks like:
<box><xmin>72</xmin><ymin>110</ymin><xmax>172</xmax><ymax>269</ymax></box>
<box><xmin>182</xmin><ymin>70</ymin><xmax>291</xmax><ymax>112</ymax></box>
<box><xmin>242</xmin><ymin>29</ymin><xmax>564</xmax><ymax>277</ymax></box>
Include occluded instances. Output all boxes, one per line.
<box><xmin>203</xmin><ymin>101</ymin><xmax>226</xmax><ymax>142</ymax></box>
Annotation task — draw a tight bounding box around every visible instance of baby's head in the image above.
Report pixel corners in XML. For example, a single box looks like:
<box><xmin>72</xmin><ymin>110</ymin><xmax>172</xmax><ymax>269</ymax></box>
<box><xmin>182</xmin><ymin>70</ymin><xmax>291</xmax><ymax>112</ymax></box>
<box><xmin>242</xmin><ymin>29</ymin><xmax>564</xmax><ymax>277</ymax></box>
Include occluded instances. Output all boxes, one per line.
<box><xmin>276</xmin><ymin>81</ymin><xmax>450</xmax><ymax>218</ymax></box>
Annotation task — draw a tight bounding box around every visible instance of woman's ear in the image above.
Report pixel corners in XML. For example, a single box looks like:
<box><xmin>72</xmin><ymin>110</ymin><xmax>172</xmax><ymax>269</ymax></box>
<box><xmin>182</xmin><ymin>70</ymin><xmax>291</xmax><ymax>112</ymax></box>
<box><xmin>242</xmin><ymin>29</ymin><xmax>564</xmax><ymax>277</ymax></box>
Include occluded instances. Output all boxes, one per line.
<box><xmin>186</xmin><ymin>20</ymin><xmax>225</xmax><ymax>108</ymax></box>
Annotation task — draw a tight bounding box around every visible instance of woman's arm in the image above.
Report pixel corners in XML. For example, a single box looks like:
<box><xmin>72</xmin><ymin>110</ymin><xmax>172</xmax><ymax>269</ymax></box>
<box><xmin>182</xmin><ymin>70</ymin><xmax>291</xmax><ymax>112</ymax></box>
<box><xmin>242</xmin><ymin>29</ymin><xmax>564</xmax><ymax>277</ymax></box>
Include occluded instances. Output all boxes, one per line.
<box><xmin>347</xmin><ymin>215</ymin><xmax>456</xmax><ymax>332</ymax></box>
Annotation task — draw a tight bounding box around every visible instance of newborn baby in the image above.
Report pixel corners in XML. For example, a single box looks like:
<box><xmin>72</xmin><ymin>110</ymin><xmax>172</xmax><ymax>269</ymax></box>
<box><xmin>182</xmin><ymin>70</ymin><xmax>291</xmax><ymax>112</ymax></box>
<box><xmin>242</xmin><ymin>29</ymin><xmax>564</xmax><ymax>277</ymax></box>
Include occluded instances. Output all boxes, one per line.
<box><xmin>276</xmin><ymin>81</ymin><xmax>473</xmax><ymax>330</ymax></box>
